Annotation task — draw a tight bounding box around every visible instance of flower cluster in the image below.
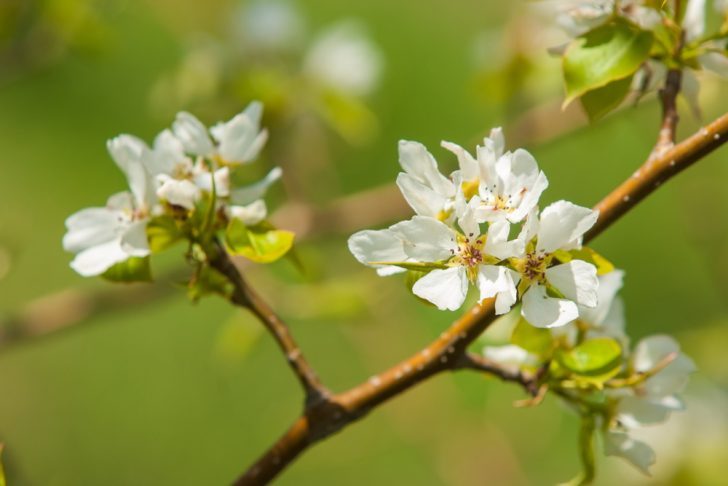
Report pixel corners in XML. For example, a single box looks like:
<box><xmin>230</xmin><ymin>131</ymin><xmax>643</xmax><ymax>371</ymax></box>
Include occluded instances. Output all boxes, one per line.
<box><xmin>483</xmin><ymin>270</ymin><xmax>695</xmax><ymax>476</ymax></box>
<box><xmin>348</xmin><ymin>129</ymin><xmax>606</xmax><ymax>328</ymax></box>
<box><xmin>63</xmin><ymin>101</ymin><xmax>287</xmax><ymax>280</ymax></box>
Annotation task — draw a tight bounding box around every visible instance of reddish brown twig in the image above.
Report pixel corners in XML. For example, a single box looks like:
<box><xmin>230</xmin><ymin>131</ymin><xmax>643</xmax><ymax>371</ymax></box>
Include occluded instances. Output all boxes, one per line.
<box><xmin>234</xmin><ymin>111</ymin><xmax>728</xmax><ymax>485</ymax></box>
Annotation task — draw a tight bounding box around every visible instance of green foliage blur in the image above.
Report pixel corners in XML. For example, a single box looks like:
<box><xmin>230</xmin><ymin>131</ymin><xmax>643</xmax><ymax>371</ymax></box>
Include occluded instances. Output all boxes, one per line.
<box><xmin>1</xmin><ymin>0</ymin><xmax>727</xmax><ymax>484</ymax></box>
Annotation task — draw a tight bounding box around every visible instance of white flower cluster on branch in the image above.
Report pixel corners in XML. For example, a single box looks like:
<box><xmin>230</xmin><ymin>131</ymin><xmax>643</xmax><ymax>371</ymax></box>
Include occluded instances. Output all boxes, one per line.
<box><xmin>63</xmin><ymin>102</ymin><xmax>280</xmax><ymax>277</ymax></box>
<box><xmin>349</xmin><ymin>129</ymin><xmax>602</xmax><ymax>328</ymax></box>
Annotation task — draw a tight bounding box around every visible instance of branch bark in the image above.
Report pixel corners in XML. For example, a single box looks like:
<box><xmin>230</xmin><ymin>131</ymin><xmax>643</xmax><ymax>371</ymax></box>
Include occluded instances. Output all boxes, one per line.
<box><xmin>209</xmin><ymin>241</ymin><xmax>330</xmax><ymax>405</ymax></box>
<box><xmin>235</xmin><ymin>111</ymin><xmax>728</xmax><ymax>485</ymax></box>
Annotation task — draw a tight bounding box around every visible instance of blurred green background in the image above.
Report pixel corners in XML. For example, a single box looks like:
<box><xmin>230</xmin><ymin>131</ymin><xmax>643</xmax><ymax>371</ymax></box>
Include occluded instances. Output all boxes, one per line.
<box><xmin>1</xmin><ymin>0</ymin><xmax>727</xmax><ymax>484</ymax></box>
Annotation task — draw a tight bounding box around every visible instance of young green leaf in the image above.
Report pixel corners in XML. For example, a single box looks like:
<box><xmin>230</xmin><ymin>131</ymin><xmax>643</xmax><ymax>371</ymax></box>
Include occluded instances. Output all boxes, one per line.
<box><xmin>225</xmin><ymin>219</ymin><xmax>295</xmax><ymax>264</ymax></box>
<box><xmin>563</xmin><ymin>20</ymin><xmax>653</xmax><ymax>105</ymax></box>
<box><xmin>580</xmin><ymin>75</ymin><xmax>634</xmax><ymax>121</ymax></box>
<box><xmin>557</xmin><ymin>337</ymin><xmax>622</xmax><ymax>376</ymax></box>
<box><xmin>101</xmin><ymin>256</ymin><xmax>152</xmax><ymax>283</ymax></box>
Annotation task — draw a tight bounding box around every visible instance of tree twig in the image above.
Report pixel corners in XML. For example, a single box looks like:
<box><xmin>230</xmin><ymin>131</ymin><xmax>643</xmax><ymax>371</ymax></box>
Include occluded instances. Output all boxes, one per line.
<box><xmin>235</xmin><ymin>111</ymin><xmax>728</xmax><ymax>485</ymax></box>
<box><xmin>209</xmin><ymin>240</ymin><xmax>330</xmax><ymax>405</ymax></box>
<box><xmin>454</xmin><ymin>351</ymin><xmax>541</xmax><ymax>396</ymax></box>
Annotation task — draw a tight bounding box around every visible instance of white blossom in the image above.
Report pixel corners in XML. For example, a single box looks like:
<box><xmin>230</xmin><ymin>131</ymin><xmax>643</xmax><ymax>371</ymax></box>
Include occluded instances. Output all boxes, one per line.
<box><xmin>442</xmin><ymin>128</ymin><xmax>548</xmax><ymax>224</ymax></box>
<box><xmin>303</xmin><ymin>21</ymin><xmax>383</xmax><ymax>96</ymax></box>
<box><xmin>64</xmin><ymin>102</ymin><xmax>283</xmax><ymax>277</ymax></box>
<box><xmin>172</xmin><ymin>101</ymin><xmax>268</xmax><ymax>165</ymax></box>
<box><xmin>506</xmin><ymin>201</ymin><xmax>600</xmax><ymax>328</ymax></box>
<box><xmin>396</xmin><ymin>140</ymin><xmax>457</xmax><ymax>222</ymax></box>
<box><xmin>348</xmin><ymin>208</ymin><xmax>523</xmax><ymax>310</ymax></box>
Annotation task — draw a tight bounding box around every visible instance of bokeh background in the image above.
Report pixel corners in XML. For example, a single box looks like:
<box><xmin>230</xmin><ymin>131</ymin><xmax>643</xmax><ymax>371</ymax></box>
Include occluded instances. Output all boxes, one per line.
<box><xmin>1</xmin><ymin>0</ymin><xmax>727</xmax><ymax>484</ymax></box>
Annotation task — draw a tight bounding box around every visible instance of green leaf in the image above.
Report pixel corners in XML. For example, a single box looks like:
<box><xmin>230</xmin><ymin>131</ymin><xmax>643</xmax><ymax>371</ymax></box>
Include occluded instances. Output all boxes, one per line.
<box><xmin>557</xmin><ymin>337</ymin><xmax>623</xmax><ymax>376</ymax></box>
<box><xmin>147</xmin><ymin>216</ymin><xmax>184</xmax><ymax>253</ymax></box>
<box><xmin>563</xmin><ymin>19</ymin><xmax>653</xmax><ymax>104</ymax></box>
<box><xmin>574</xmin><ymin>247</ymin><xmax>615</xmax><ymax>276</ymax></box>
<box><xmin>553</xmin><ymin>247</ymin><xmax>615</xmax><ymax>276</ymax></box>
<box><xmin>580</xmin><ymin>74</ymin><xmax>633</xmax><ymax>121</ymax></box>
<box><xmin>511</xmin><ymin>317</ymin><xmax>554</xmax><ymax>356</ymax></box>
<box><xmin>188</xmin><ymin>265</ymin><xmax>234</xmax><ymax>301</ymax></box>
<box><xmin>225</xmin><ymin>219</ymin><xmax>294</xmax><ymax>264</ymax></box>
<box><xmin>101</xmin><ymin>256</ymin><xmax>152</xmax><ymax>283</ymax></box>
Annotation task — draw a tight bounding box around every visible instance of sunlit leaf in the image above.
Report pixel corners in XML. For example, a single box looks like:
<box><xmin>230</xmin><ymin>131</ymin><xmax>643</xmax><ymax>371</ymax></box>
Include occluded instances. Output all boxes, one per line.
<box><xmin>563</xmin><ymin>19</ymin><xmax>652</xmax><ymax>105</ymax></box>
<box><xmin>580</xmin><ymin>75</ymin><xmax>633</xmax><ymax>121</ymax></box>
<box><xmin>557</xmin><ymin>337</ymin><xmax>623</xmax><ymax>376</ymax></box>
<box><xmin>101</xmin><ymin>256</ymin><xmax>152</xmax><ymax>283</ymax></box>
<box><xmin>225</xmin><ymin>219</ymin><xmax>295</xmax><ymax>264</ymax></box>
<box><xmin>553</xmin><ymin>247</ymin><xmax>615</xmax><ymax>276</ymax></box>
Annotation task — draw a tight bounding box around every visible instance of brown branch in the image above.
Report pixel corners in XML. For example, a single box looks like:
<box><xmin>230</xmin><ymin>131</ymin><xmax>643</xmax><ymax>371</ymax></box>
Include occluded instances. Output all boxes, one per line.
<box><xmin>652</xmin><ymin>68</ymin><xmax>682</xmax><ymax>158</ymax></box>
<box><xmin>209</xmin><ymin>241</ymin><xmax>329</xmax><ymax>405</ymax></box>
<box><xmin>235</xmin><ymin>111</ymin><xmax>728</xmax><ymax>485</ymax></box>
<box><xmin>455</xmin><ymin>352</ymin><xmax>542</xmax><ymax>396</ymax></box>
<box><xmin>586</xmin><ymin>111</ymin><xmax>728</xmax><ymax>239</ymax></box>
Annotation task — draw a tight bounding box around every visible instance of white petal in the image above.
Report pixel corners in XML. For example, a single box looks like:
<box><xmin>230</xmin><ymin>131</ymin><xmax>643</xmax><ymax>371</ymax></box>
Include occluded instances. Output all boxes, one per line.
<box><xmin>484</xmin><ymin>220</ymin><xmax>523</xmax><ymax>260</ymax></box>
<box><xmin>348</xmin><ymin>229</ymin><xmax>408</xmax><ymax>272</ymax></box>
<box><xmin>120</xmin><ymin>221</ymin><xmax>150</xmax><ymax>256</ymax></box>
<box><xmin>476</xmin><ymin>265</ymin><xmax>518</xmax><ymax>311</ymax></box>
<box><xmin>194</xmin><ymin>166</ymin><xmax>231</xmax><ymax>197</ymax></box>
<box><xmin>230</xmin><ymin>166</ymin><xmax>282</xmax><ymax>205</ymax></box>
<box><xmin>412</xmin><ymin>267</ymin><xmax>468</xmax><ymax>311</ymax></box>
<box><xmin>683</xmin><ymin>0</ymin><xmax>705</xmax><ymax>41</ymax></box>
<box><xmin>457</xmin><ymin>201</ymin><xmax>481</xmax><ymax>240</ymax></box>
<box><xmin>150</xmin><ymin>129</ymin><xmax>190</xmax><ymax>176</ymax></box>
<box><xmin>63</xmin><ymin>208</ymin><xmax>124</xmax><ymax>253</ymax></box>
<box><xmin>633</xmin><ymin>335</ymin><xmax>680</xmax><ymax>372</ymax></box>
<box><xmin>700</xmin><ymin>52</ymin><xmax>728</xmax><ymax>78</ymax></box>
<box><xmin>441</xmin><ymin>141</ymin><xmax>479</xmax><ymax>182</ymax></box>
<box><xmin>509</xmin><ymin>170</ymin><xmax>548</xmax><ymax>223</ymax></box>
<box><xmin>172</xmin><ymin>111</ymin><xmax>214</xmax><ymax>157</ymax></box>
<box><xmin>107</xmin><ymin>135</ymin><xmax>154</xmax><ymax>208</ymax></box>
<box><xmin>69</xmin><ymin>239</ymin><xmax>129</xmax><ymax>277</ymax></box>
<box><xmin>545</xmin><ymin>260</ymin><xmax>598</xmax><ymax>308</ymax></box>
<box><xmin>228</xmin><ymin>200</ymin><xmax>267</xmax><ymax>226</ymax></box>
<box><xmin>617</xmin><ymin>396</ymin><xmax>674</xmax><ymax>427</ymax></box>
<box><xmin>210</xmin><ymin>102</ymin><xmax>267</xmax><ymax>164</ymax></box>
<box><xmin>483</xmin><ymin>344</ymin><xmax>536</xmax><ymax>370</ymax></box>
<box><xmin>398</xmin><ymin>140</ymin><xmax>454</xmax><ymax>197</ymax></box>
<box><xmin>536</xmin><ymin>200</ymin><xmax>598</xmax><ymax>253</ymax></box>
<box><xmin>587</xmin><ymin>297</ymin><xmax>628</xmax><ymax>347</ymax></box>
<box><xmin>521</xmin><ymin>284</ymin><xmax>579</xmax><ymax>328</ymax></box>
<box><xmin>390</xmin><ymin>216</ymin><xmax>456</xmax><ymax>262</ymax></box>
<box><xmin>396</xmin><ymin>173</ymin><xmax>448</xmax><ymax>218</ymax></box>
<box><xmin>579</xmin><ymin>269</ymin><xmax>624</xmax><ymax>325</ymax></box>
<box><xmin>604</xmin><ymin>431</ymin><xmax>655</xmax><ymax>476</ymax></box>
<box><xmin>494</xmin><ymin>269</ymin><xmax>520</xmax><ymax>315</ymax></box>
<box><xmin>156</xmin><ymin>177</ymin><xmax>201</xmax><ymax>210</ymax></box>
